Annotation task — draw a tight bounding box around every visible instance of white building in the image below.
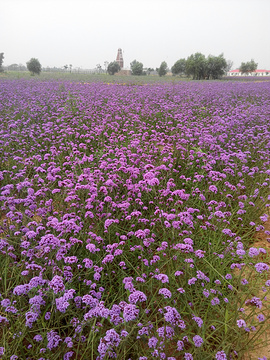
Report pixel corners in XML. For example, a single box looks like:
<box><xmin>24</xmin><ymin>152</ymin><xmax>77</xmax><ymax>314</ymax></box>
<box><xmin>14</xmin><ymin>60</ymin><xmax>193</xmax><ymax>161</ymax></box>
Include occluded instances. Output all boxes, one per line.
<box><xmin>228</xmin><ymin>69</ymin><xmax>270</xmax><ymax>76</ymax></box>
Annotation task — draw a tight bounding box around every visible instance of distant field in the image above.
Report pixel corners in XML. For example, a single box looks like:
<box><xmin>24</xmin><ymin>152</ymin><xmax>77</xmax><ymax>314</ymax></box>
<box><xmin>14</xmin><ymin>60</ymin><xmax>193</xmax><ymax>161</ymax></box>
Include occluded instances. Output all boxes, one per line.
<box><xmin>0</xmin><ymin>71</ymin><xmax>190</xmax><ymax>84</ymax></box>
<box><xmin>1</xmin><ymin>70</ymin><xmax>270</xmax><ymax>84</ymax></box>
<box><xmin>1</xmin><ymin>78</ymin><xmax>270</xmax><ymax>359</ymax></box>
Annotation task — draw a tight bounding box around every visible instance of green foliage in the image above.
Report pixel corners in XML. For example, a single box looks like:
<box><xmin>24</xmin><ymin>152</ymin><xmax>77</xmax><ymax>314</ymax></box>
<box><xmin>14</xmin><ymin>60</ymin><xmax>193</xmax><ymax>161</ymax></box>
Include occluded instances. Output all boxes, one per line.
<box><xmin>171</xmin><ymin>58</ymin><xmax>186</xmax><ymax>76</ymax></box>
<box><xmin>7</xmin><ymin>63</ymin><xmax>27</xmax><ymax>71</ymax></box>
<box><xmin>26</xmin><ymin>58</ymin><xmax>42</xmax><ymax>75</ymax></box>
<box><xmin>226</xmin><ymin>59</ymin><xmax>234</xmax><ymax>72</ymax></box>
<box><xmin>239</xmin><ymin>59</ymin><xmax>258</xmax><ymax>74</ymax></box>
<box><xmin>130</xmin><ymin>59</ymin><xmax>144</xmax><ymax>76</ymax></box>
<box><xmin>107</xmin><ymin>61</ymin><xmax>121</xmax><ymax>75</ymax></box>
<box><xmin>205</xmin><ymin>54</ymin><xmax>228</xmax><ymax>79</ymax></box>
<box><xmin>146</xmin><ymin>67</ymin><xmax>154</xmax><ymax>75</ymax></box>
<box><xmin>157</xmin><ymin>61</ymin><xmax>168</xmax><ymax>77</ymax></box>
<box><xmin>185</xmin><ymin>52</ymin><xmax>207</xmax><ymax>80</ymax></box>
<box><xmin>185</xmin><ymin>53</ymin><xmax>228</xmax><ymax>80</ymax></box>
<box><xmin>0</xmin><ymin>52</ymin><xmax>4</xmax><ymax>72</ymax></box>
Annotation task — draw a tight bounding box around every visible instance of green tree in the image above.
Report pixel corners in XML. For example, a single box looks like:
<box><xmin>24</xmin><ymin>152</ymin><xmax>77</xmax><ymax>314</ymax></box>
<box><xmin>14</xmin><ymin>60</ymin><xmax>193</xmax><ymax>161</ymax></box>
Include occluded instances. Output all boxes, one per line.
<box><xmin>8</xmin><ymin>63</ymin><xmax>19</xmax><ymax>71</ymax></box>
<box><xmin>130</xmin><ymin>60</ymin><xmax>144</xmax><ymax>75</ymax></box>
<box><xmin>226</xmin><ymin>59</ymin><xmax>233</xmax><ymax>73</ymax></box>
<box><xmin>104</xmin><ymin>61</ymin><xmax>109</xmax><ymax>73</ymax></box>
<box><xmin>96</xmin><ymin>64</ymin><xmax>102</xmax><ymax>74</ymax></box>
<box><xmin>146</xmin><ymin>67</ymin><xmax>154</xmax><ymax>75</ymax></box>
<box><xmin>171</xmin><ymin>58</ymin><xmax>186</xmax><ymax>76</ymax></box>
<box><xmin>107</xmin><ymin>61</ymin><xmax>121</xmax><ymax>75</ymax></box>
<box><xmin>0</xmin><ymin>53</ymin><xmax>4</xmax><ymax>72</ymax></box>
<box><xmin>157</xmin><ymin>61</ymin><xmax>168</xmax><ymax>77</ymax></box>
<box><xmin>205</xmin><ymin>54</ymin><xmax>227</xmax><ymax>79</ymax></box>
<box><xmin>185</xmin><ymin>52</ymin><xmax>207</xmax><ymax>80</ymax></box>
<box><xmin>26</xmin><ymin>58</ymin><xmax>42</xmax><ymax>75</ymax></box>
<box><xmin>239</xmin><ymin>59</ymin><xmax>258</xmax><ymax>74</ymax></box>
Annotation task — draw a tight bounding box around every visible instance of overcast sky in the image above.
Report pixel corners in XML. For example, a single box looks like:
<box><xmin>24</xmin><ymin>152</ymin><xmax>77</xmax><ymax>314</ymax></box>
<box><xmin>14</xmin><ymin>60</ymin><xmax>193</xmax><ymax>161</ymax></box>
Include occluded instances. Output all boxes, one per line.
<box><xmin>1</xmin><ymin>0</ymin><xmax>270</xmax><ymax>70</ymax></box>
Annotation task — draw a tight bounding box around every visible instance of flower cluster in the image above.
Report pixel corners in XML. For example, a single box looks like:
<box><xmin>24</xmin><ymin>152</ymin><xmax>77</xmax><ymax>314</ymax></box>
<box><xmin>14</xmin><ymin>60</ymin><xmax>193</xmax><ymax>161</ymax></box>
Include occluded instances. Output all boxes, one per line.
<box><xmin>1</xmin><ymin>78</ymin><xmax>270</xmax><ymax>359</ymax></box>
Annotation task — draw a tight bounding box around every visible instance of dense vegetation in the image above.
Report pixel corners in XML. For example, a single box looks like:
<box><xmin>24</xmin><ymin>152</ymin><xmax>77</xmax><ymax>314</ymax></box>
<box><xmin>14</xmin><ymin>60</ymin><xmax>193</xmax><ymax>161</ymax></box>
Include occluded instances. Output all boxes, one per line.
<box><xmin>1</xmin><ymin>78</ymin><xmax>270</xmax><ymax>359</ymax></box>
<box><xmin>172</xmin><ymin>53</ymin><xmax>228</xmax><ymax>80</ymax></box>
<box><xmin>26</xmin><ymin>58</ymin><xmax>42</xmax><ymax>76</ymax></box>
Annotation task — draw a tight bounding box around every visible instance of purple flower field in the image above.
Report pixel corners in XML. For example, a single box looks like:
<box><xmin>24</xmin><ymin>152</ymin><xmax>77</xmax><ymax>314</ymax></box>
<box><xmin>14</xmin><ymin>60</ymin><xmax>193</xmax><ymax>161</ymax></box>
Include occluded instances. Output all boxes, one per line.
<box><xmin>1</xmin><ymin>78</ymin><xmax>270</xmax><ymax>359</ymax></box>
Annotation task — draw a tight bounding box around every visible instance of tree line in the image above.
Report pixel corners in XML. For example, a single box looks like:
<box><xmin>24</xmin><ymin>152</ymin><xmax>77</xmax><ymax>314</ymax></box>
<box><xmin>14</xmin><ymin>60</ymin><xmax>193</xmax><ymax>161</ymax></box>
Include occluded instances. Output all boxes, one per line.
<box><xmin>0</xmin><ymin>52</ymin><xmax>258</xmax><ymax>79</ymax></box>
<box><xmin>106</xmin><ymin>54</ymin><xmax>229</xmax><ymax>79</ymax></box>
<box><xmin>171</xmin><ymin>53</ymin><xmax>229</xmax><ymax>79</ymax></box>
<box><xmin>0</xmin><ymin>53</ymin><xmax>4</xmax><ymax>72</ymax></box>
<box><xmin>126</xmin><ymin>54</ymin><xmax>257</xmax><ymax>79</ymax></box>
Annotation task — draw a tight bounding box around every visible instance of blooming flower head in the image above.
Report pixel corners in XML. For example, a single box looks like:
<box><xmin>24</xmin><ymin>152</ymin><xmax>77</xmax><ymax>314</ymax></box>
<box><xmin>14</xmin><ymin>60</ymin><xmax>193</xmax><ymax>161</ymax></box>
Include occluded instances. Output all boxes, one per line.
<box><xmin>158</xmin><ymin>288</ymin><xmax>172</xmax><ymax>298</ymax></box>
<box><xmin>64</xmin><ymin>351</ymin><xmax>74</xmax><ymax>360</ymax></box>
<box><xmin>177</xmin><ymin>340</ymin><xmax>184</xmax><ymax>351</ymax></box>
<box><xmin>34</xmin><ymin>334</ymin><xmax>43</xmax><ymax>342</ymax></box>
<box><xmin>193</xmin><ymin>335</ymin><xmax>203</xmax><ymax>347</ymax></box>
<box><xmin>255</xmin><ymin>263</ymin><xmax>269</xmax><ymax>273</ymax></box>
<box><xmin>148</xmin><ymin>336</ymin><xmax>158</xmax><ymax>348</ymax></box>
<box><xmin>46</xmin><ymin>330</ymin><xmax>62</xmax><ymax>350</ymax></box>
<box><xmin>128</xmin><ymin>291</ymin><xmax>147</xmax><ymax>304</ymax></box>
<box><xmin>209</xmin><ymin>185</ymin><xmax>218</xmax><ymax>193</ymax></box>
<box><xmin>192</xmin><ymin>315</ymin><xmax>203</xmax><ymax>328</ymax></box>
<box><xmin>211</xmin><ymin>297</ymin><xmax>220</xmax><ymax>306</ymax></box>
<box><xmin>123</xmin><ymin>304</ymin><xmax>139</xmax><ymax>322</ymax></box>
<box><xmin>237</xmin><ymin>319</ymin><xmax>247</xmax><ymax>328</ymax></box>
<box><xmin>155</xmin><ymin>273</ymin><xmax>169</xmax><ymax>283</ymax></box>
<box><xmin>157</xmin><ymin>326</ymin><xmax>175</xmax><ymax>339</ymax></box>
<box><xmin>164</xmin><ymin>306</ymin><xmax>181</xmax><ymax>326</ymax></box>
<box><xmin>188</xmin><ymin>277</ymin><xmax>197</xmax><ymax>285</ymax></box>
<box><xmin>246</xmin><ymin>297</ymin><xmax>262</xmax><ymax>309</ymax></box>
<box><xmin>257</xmin><ymin>314</ymin><xmax>265</xmax><ymax>322</ymax></box>
<box><xmin>49</xmin><ymin>275</ymin><xmax>65</xmax><ymax>294</ymax></box>
<box><xmin>215</xmin><ymin>350</ymin><xmax>227</xmax><ymax>360</ymax></box>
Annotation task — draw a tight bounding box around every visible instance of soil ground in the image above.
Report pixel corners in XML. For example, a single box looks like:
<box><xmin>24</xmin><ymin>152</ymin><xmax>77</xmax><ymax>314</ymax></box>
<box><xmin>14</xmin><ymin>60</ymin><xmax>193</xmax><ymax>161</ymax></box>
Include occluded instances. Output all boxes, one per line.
<box><xmin>243</xmin><ymin>211</ymin><xmax>270</xmax><ymax>359</ymax></box>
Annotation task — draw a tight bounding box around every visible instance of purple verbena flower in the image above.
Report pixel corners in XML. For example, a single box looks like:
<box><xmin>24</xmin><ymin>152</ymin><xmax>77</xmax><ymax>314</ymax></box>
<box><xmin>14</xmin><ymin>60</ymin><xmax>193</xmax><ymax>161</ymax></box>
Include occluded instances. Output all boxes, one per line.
<box><xmin>158</xmin><ymin>288</ymin><xmax>172</xmax><ymax>298</ymax></box>
<box><xmin>123</xmin><ymin>304</ymin><xmax>139</xmax><ymax>322</ymax></box>
<box><xmin>215</xmin><ymin>350</ymin><xmax>227</xmax><ymax>360</ymax></box>
<box><xmin>193</xmin><ymin>335</ymin><xmax>203</xmax><ymax>347</ymax></box>
<box><xmin>128</xmin><ymin>291</ymin><xmax>147</xmax><ymax>304</ymax></box>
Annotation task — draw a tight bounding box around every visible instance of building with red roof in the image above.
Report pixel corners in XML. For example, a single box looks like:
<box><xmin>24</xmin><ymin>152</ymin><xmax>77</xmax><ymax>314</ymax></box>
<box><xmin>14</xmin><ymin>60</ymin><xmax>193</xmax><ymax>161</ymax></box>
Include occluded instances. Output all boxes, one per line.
<box><xmin>228</xmin><ymin>69</ymin><xmax>270</xmax><ymax>76</ymax></box>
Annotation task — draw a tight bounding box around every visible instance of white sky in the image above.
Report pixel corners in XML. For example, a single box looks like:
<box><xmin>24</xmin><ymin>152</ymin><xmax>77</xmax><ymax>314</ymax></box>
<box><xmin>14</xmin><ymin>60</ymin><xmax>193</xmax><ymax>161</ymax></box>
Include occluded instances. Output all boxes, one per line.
<box><xmin>1</xmin><ymin>0</ymin><xmax>270</xmax><ymax>70</ymax></box>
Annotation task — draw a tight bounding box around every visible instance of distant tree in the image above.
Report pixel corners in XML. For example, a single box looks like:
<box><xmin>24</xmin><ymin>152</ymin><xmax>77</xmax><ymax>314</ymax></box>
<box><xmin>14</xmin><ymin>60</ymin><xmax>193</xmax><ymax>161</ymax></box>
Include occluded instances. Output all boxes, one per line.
<box><xmin>130</xmin><ymin>60</ymin><xmax>144</xmax><ymax>75</ymax></box>
<box><xmin>185</xmin><ymin>52</ymin><xmax>207</xmax><ymax>80</ymax></box>
<box><xmin>205</xmin><ymin>54</ymin><xmax>227</xmax><ymax>79</ymax></box>
<box><xmin>146</xmin><ymin>67</ymin><xmax>154</xmax><ymax>75</ymax></box>
<box><xmin>96</xmin><ymin>64</ymin><xmax>102</xmax><ymax>74</ymax></box>
<box><xmin>239</xmin><ymin>59</ymin><xmax>258</xmax><ymax>74</ymax></box>
<box><xmin>26</xmin><ymin>58</ymin><xmax>42</xmax><ymax>75</ymax></box>
<box><xmin>69</xmin><ymin>64</ymin><xmax>72</xmax><ymax>73</ymax></box>
<box><xmin>171</xmin><ymin>58</ymin><xmax>186</xmax><ymax>76</ymax></box>
<box><xmin>63</xmin><ymin>64</ymin><xmax>68</xmax><ymax>71</ymax></box>
<box><xmin>0</xmin><ymin>53</ymin><xmax>4</xmax><ymax>72</ymax></box>
<box><xmin>10</xmin><ymin>63</ymin><xmax>27</xmax><ymax>71</ymax></box>
<box><xmin>18</xmin><ymin>63</ymin><xmax>27</xmax><ymax>71</ymax></box>
<box><xmin>107</xmin><ymin>61</ymin><xmax>120</xmax><ymax>75</ymax></box>
<box><xmin>104</xmin><ymin>61</ymin><xmax>109</xmax><ymax>73</ymax></box>
<box><xmin>8</xmin><ymin>63</ymin><xmax>19</xmax><ymax>71</ymax></box>
<box><xmin>225</xmin><ymin>59</ymin><xmax>233</xmax><ymax>73</ymax></box>
<box><xmin>157</xmin><ymin>61</ymin><xmax>168</xmax><ymax>77</ymax></box>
